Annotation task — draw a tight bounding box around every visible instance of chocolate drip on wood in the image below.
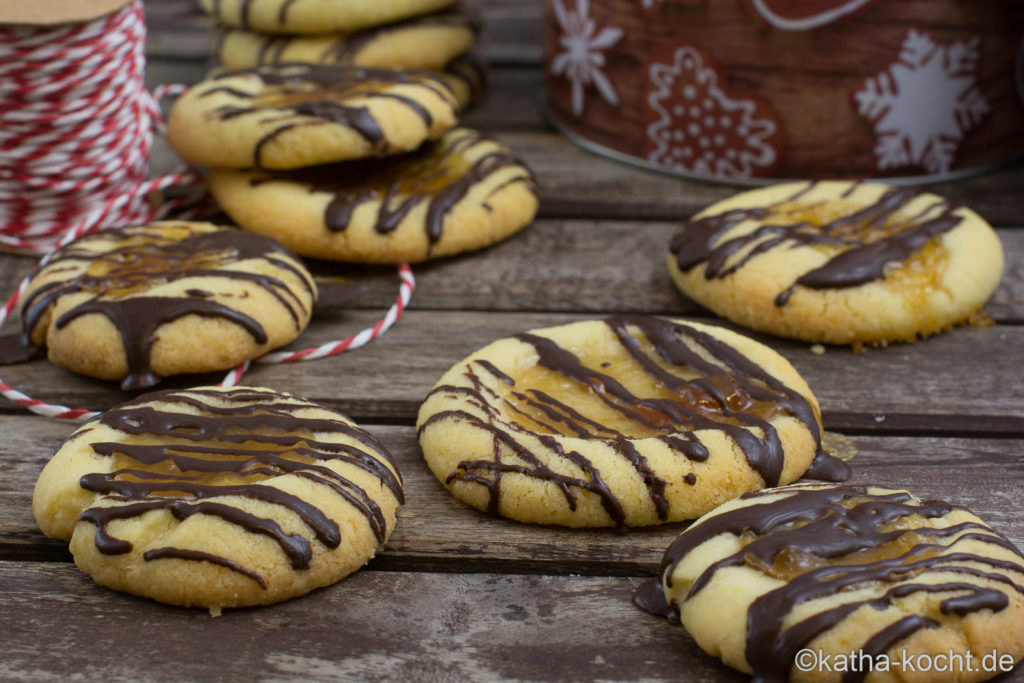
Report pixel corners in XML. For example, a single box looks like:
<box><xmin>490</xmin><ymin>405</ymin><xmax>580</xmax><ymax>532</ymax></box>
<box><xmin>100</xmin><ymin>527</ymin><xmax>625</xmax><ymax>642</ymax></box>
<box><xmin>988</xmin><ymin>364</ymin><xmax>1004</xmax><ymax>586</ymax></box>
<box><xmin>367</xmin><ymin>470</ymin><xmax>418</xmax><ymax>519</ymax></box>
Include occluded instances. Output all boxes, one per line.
<box><xmin>0</xmin><ymin>333</ymin><xmax>44</xmax><ymax>365</ymax></box>
<box><xmin>632</xmin><ymin>579</ymin><xmax>679</xmax><ymax>623</ymax></box>
<box><xmin>669</xmin><ymin>183</ymin><xmax>965</xmax><ymax>306</ymax></box>
<box><xmin>74</xmin><ymin>387</ymin><xmax>402</xmax><ymax>586</ymax></box>
<box><xmin>19</xmin><ymin>225</ymin><xmax>314</xmax><ymax>390</ymax></box>
<box><xmin>658</xmin><ymin>484</ymin><xmax>1024</xmax><ymax>681</ymax></box>
<box><xmin>421</xmin><ymin>315</ymin><xmax>826</xmax><ymax>526</ymax></box>
<box><xmin>803</xmin><ymin>451</ymin><xmax>852</xmax><ymax>482</ymax></box>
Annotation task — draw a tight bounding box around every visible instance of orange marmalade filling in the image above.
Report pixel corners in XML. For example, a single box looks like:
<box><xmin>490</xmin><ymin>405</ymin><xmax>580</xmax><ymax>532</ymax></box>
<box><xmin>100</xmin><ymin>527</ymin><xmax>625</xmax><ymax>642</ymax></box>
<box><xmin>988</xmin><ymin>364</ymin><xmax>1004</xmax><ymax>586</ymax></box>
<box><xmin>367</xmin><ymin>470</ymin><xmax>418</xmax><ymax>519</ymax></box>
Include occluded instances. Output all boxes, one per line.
<box><xmin>82</xmin><ymin>238</ymin><xmax>237</xmax><ymax>299</ymax></box>
<box><xmin>108</xmin><ymin>429</ymin><xmax>318</xmax><ymax>493</ymax></box>
<box><xmin>502</xmin><ymin>332</ymin><xmax>781</xmax><ymax>439</ymax></box>
<box><xmin>742</xmin><ymin>507</ymin><xmax>941</xmax><ymax>582</ymax></box>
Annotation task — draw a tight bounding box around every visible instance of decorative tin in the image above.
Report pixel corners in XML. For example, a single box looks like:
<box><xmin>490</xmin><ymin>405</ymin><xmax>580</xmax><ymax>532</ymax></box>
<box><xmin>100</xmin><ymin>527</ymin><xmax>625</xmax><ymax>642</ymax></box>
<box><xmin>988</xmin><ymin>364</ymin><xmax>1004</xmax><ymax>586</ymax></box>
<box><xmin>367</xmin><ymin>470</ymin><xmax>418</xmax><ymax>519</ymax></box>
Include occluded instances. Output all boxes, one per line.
<box><xmin>543</xmin><ymin>0</ymin><xmax>1024</xmax><ymax>183</ymax></box>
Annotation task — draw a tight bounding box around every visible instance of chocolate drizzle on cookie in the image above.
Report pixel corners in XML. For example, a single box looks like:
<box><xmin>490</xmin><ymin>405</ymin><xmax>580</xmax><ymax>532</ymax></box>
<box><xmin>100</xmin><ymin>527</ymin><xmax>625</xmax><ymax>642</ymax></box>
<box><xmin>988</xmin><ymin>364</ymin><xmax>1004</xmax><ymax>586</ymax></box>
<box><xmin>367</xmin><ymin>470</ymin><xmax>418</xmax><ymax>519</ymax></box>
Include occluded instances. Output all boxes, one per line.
<box><xmin>75</xmin><ymin>387</ymin><xmax>403</xmax><ymax>588</ymax></box>
<box><xmin>17</xmin><ymin>224</ymin><xmax>315</xmax><ymax>390</ymax></box>
<box><xmin>199</xmin><ymin>64</ymin><xmax>454</xmax><ymax>167</ymax></box>
<box><xmin>321</xmin><ymin>4</ymin><xmax>482</xmax><ymax>65</ymax></box>
<box><xmin>251</xmin><ymin>128</ymin><xmax>535</xmax><ymax>246</ymax></box>
<box><xmin>670</xmin><ymin>183</ymin><xmax>965</xmax><ymax>306</ymax></box>
<box><xmin>419</xmin><ymin>315</ymin><xmax>827</xmax><ymax>526</ymax></box>
<box><xmin>657</xmin><ymin>484</ymin><xmax>1024</xmax><ymax>682</ymax></box>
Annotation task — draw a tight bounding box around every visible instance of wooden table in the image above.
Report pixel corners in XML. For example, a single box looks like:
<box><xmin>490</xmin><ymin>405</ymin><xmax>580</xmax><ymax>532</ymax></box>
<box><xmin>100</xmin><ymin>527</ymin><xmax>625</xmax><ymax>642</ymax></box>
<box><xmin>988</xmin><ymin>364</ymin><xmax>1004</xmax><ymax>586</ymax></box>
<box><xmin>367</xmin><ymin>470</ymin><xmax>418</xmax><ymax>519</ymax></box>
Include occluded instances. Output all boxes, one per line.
<box><xmin>2</xmin><ymin>2</ymin><xmax>1022</xmax><ymax>680</ymax></box>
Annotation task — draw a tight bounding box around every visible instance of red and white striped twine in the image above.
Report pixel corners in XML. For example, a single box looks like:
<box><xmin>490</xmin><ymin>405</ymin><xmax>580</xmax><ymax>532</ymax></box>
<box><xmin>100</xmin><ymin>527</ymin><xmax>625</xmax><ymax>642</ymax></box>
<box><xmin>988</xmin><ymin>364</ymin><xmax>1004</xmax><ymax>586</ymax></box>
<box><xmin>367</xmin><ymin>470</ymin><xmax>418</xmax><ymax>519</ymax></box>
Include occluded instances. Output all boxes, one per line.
<box><xmin>0</xmin><ymin>0</ymin><xmax>417</xmax><ymax>420</ymax></box>
<box><xmin>0</xmin><ymin>0</ymin><xmax>204</xmax><ymax>254</ymax></box>
<box><xmin>220</xmin><ymin>264</ymin><xmax>416</xmax><ymax>386</ymax></box>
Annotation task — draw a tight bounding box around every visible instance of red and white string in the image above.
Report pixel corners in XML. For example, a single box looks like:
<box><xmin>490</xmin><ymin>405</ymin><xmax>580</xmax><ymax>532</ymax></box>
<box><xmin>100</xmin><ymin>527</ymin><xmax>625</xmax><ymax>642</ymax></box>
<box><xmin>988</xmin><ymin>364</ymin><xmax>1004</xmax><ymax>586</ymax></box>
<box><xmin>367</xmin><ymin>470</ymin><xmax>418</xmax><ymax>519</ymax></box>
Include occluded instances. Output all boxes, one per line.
<box><xmin>0</xmin><ymin>0</ymin><xmax>417</xmax><ymax>420</ymax></box>
<box><xmin>0</xmin><ymin>0</ymin><xmax>203</xmax><ymax>254</ymax></box>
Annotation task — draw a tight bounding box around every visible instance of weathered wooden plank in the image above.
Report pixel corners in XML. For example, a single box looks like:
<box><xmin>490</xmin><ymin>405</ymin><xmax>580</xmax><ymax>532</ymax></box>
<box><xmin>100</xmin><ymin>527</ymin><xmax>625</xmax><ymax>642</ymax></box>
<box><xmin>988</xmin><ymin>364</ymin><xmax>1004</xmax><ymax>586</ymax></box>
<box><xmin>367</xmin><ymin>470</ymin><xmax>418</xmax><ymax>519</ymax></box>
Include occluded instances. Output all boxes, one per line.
<box><xmin>1</xmin><ymin>223</ymin><xmax>1021</xmax><ymax>324</ymax></box>
<box><xmin>2</xmin><ymin>415</ymin><xmax>1021</xmax><ymax>570</ymax></box>
<box><xmin>500</xmin><ymin>131</ymin><xmax>1024</xmax><ymax>228</ymax></box>
<box><xmin>144</xmin><ymin>0</ymin><xmax>544</xmax><ymax>65</ymax></box>
<box><xmin>4</xmin><ymin>564</ymin><xmax>1023</xmax><ymax>682</ymax></box>
<box><xmin>0</xmin><ymin>566</ymin><xmax>745</xmax><ymax>683</ymax></box>
<box><xmin>0</xmin><ymin>311</ymin><xmax>1020</xmax><ymax>427</ymax></box>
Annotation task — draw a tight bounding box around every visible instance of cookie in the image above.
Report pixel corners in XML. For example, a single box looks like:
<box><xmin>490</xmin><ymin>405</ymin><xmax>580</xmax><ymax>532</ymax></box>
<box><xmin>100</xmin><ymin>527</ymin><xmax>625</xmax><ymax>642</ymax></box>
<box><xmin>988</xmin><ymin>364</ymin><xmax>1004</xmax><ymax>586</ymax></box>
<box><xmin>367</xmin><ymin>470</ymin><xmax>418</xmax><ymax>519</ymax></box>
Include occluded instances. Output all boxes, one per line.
<box><xmin>416</xmin><ymin>315</ymin><xmax>829</xmax><ymax>528</ymax></box>
<box><xmin>166</xmin><ymin>64</ymin><xmax>458</xmax><ymax>170</ymax></box>
<box><xmin>213</xmin><ymin>3</ymin><xmax>481</xmax><ymax>72</ymax></box>
<box><xmin>33</xmin><ymin>386</ymin><xmax>404</xmax><ymax>609</ymax></box>
<box><xmin>15</xmin><ymin>222</ymin><xmax>315</xmax><ymax>390</ymax></box>
<box><xmin>667</xmin><ymin>181</ymin><xmax>1004</xmax><ymax>345</ymax></box>
<box><xmin>653</xmin><ymin>483</ymin><xmax>1024</xmax><ymax>682</ymax></box>
<box><xmin>208</xmin><ymin>128</ymin><xmax>537</xmax><ymax>264</ymax></box>
<box><xmin>199</xmin><ymin>0</ymin><xmax>457</xmax><ymax>35</ymax></box>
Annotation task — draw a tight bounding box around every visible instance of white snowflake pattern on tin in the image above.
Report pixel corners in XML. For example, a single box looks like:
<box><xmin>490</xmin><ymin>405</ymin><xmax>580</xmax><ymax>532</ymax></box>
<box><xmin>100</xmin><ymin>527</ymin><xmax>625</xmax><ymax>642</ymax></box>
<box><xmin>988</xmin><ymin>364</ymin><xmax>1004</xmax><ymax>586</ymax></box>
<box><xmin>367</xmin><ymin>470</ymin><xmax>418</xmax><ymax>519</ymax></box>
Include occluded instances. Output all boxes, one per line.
<box><xmin>854</xmin><ymin>29</ymin><xmax>989</xmax><ymax>174</ymax></box>
<box><xmin>550</xmin><ymin>0</ymin><xmax>624</xmax><ymax>117</ymax></box>
<box><xmin>645</xmin><ymin>45</ymin><xmax>781</xmax><ymax>178</ymax></box>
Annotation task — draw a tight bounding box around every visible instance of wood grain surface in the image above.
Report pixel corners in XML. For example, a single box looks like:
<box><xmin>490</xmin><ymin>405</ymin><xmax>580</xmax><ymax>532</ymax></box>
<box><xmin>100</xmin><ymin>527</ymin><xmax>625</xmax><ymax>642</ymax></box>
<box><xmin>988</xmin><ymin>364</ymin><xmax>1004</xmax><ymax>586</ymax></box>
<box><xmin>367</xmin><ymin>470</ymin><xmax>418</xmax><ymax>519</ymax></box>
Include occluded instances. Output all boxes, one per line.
<box><xmin>0</xmin><ymin>0</ymin><xmax>1021</xmax><ymax>680</ymax></box>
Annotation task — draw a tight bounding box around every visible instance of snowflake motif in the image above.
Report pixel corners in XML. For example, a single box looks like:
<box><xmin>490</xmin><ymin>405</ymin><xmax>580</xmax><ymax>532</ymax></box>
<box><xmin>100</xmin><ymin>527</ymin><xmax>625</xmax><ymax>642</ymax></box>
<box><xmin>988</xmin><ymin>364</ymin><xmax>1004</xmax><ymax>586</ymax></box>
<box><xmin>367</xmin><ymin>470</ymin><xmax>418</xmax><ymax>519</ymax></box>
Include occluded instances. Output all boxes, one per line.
<box><xmin>854</xmin><ymin>29</ymin><xmax>989</xmax><ymax>174</ymax></box>
<box><xmin>550</xmin><ymin>0</ymin><xmax>624</xmax><ymax>117</ymax></box>
<box><xmin>645</xmin><ymin>45</ymin><xmax>780</xmax><ymax>178</ymax></box>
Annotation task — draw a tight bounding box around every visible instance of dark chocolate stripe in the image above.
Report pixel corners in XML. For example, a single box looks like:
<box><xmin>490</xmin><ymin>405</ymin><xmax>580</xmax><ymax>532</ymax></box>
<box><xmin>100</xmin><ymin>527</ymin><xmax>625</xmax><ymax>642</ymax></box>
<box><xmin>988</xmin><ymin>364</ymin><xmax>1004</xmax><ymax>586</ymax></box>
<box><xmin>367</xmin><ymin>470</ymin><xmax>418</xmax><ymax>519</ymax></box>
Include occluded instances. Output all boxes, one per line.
<box><xmin>143</xmin><ymin>547</ymin><xmax>268</xmax><ymax>589</ymax></box>
<box><xmin>72</xmin><ymin>387</ymin><xmax>402</xmax><ymax>586</ymax></box>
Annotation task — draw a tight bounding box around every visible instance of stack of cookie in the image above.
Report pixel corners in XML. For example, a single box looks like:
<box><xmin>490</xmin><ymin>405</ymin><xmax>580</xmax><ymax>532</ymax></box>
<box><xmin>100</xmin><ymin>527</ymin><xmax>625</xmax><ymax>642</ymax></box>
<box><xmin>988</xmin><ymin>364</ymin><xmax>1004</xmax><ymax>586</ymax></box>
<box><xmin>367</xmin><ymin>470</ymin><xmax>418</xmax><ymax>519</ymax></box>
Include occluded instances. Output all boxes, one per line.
<box><xmin>166</xmin><ymin>62</ymin><xmax>538</xmax><ymax>264</ymax></box>
<box><xmin>201</xmin><ymin>0</ymin><xmax>488</xmax><ymax>111</ymax></box>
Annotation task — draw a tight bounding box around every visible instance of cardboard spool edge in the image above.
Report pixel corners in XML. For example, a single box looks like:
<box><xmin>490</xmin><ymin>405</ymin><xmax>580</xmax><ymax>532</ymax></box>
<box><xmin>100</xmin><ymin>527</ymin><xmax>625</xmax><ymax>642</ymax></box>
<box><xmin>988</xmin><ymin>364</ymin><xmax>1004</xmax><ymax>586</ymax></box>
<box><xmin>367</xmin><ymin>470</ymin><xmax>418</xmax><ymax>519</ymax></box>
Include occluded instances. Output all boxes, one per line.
<box><xmin>0</xmin><ymin>0</ymin><xmax>133</xmax><ymax>26</ymax></box>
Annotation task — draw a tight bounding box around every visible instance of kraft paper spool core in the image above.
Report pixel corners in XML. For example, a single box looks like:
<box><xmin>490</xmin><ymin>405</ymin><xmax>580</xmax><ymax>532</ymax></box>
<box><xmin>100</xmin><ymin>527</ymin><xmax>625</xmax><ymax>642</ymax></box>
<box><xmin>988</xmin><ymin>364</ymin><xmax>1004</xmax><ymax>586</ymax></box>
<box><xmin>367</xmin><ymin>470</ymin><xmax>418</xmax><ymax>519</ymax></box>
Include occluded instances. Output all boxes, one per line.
<box><xmin>0</xmin><ymin>0</ymin><xmax>132</xmax><ymax>25</ymax></box>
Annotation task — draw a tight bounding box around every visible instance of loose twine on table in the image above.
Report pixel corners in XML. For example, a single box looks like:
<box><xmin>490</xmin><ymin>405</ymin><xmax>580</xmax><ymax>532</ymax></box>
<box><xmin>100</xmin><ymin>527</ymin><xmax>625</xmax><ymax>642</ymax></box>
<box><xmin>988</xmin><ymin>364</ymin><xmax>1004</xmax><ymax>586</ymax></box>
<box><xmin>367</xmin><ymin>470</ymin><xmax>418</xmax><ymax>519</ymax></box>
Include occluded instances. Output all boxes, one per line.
<box><xmin>0</xmin><ymin>0</ymin><xmax>415</xmax><ymax>421</ymax></box>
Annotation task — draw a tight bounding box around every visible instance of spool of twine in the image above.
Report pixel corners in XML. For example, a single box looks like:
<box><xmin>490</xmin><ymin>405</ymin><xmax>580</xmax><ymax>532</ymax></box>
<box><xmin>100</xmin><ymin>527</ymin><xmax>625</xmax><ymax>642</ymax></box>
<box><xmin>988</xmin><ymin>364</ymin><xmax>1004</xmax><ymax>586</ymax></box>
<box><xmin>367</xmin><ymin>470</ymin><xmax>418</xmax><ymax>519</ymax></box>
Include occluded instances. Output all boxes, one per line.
<box><xmin>0</xmin><ymin>0</ymin><xmax>203</xmax><ymax>254</ymax></box>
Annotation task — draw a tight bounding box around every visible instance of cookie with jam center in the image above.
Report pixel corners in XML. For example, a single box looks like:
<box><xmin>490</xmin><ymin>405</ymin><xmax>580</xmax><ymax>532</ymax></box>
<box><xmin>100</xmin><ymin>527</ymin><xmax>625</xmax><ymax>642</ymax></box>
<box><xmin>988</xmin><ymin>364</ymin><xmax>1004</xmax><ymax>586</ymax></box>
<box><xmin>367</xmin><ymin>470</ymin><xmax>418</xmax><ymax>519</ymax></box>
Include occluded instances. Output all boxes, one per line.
<box><xmin>167</xmin><ymin>64</ymin><xmax>457</xmax><ymax>170</ymax></box>
<box><xmin>650</xmin><ymin>483</ymin><xmax>1024</xmax><ymax>682</ymax></box>
<box><xmin>13</xmin><ymin>222</ymin><xmax>316</xmax><ymax>391</ymax></box>
<box><xmin>198</xmin><ymin>0</ymin><xmax>458</xmax><ymax>35</ymax></box>
<box><xmin>33</xmin><ymin>386</ymin><xmax>404</xmax><ymax>610</ymax></box>
<box><xmin>213</xmin><ymin>2</ymin><xmax>481</xmax><ymax>72</ymax></box>
<box><xmin>667</xmin><ymin>181</ymin><xmax>1004</xmax><ymax>345</ymax></box>
<box><xmin>417</xmin><ymin>315</ymin><xmax>830</xmax><ymax>528</ymax></box>
<box><xmin>208</xmin><ymin>128</ymin><xmax>537</xmax><ymax>263</ymax></box>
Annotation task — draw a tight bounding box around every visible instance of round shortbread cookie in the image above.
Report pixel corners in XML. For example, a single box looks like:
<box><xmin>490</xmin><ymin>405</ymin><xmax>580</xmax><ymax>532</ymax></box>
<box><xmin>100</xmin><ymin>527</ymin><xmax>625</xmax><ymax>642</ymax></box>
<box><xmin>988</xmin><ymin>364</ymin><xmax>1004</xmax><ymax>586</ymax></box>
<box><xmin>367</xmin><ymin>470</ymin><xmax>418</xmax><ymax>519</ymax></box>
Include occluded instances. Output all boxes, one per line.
<box><xmin>213</xmin><ymin>3</ymin><xmax>481</xmax><ymax>71</ymax></box>
<box><xmin>33</xmin><ymin>386</ymin><xmax>404</xmax><ymax>609</ymax></box>
<box><xmin>416</xmin><ymin>315</ymin><xmax>830</xmax><ymax>528</ymax></box>
<box><xmin>667</xmin><ymin>181</ymin><xmax>1004</xmax><ymax>345</ymax></box>
<box><xmin>167</xmin><ymin>64</ymin><xmax>457</xmax><ymax>170</ymax></box>
<box><xmin>208</xmin><ymin>128</ymin><xmax>537</xmax><ymax>264</ymax></box>
<box><xmin>199</xmin><ymin>0</ymin><xmax>458</xmax><ymax>34</ymax></box>
<box><xmin>652</xmin><ymin>483</ymin><xmax>1024</xmax><ymax>682</ymax></box>
<box><xmin>16</xmin><ymin>222</ymin><xmax>315</xmax><ymax>391</ymax></box>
